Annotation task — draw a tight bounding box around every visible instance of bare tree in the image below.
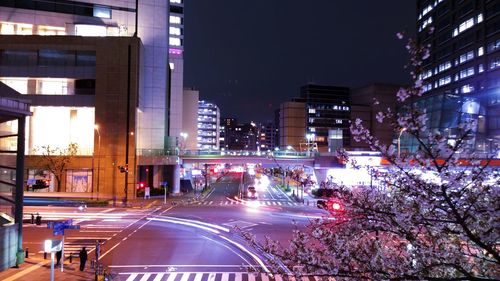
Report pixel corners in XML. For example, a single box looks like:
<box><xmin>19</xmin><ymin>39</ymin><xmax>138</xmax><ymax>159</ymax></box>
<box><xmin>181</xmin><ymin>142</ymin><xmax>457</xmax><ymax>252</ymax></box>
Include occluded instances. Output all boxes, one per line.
<box><xmin>242</xmin><ymin>34</ymin><xmax>499</xmax><ymax>280</ymax></box>
<box><xmin>34</xmin><ymin>143</ymin><xmax>78</xmax><ymax>192</ymax></box>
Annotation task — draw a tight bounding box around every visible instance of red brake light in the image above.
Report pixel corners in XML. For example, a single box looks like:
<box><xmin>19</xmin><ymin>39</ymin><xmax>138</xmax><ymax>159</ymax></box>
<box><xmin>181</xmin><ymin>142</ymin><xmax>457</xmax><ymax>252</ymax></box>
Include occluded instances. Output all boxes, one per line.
<box><xmin>331</xmin><ymin>202</ymin><xmax>342</xmax><ymax>210</ymax></box>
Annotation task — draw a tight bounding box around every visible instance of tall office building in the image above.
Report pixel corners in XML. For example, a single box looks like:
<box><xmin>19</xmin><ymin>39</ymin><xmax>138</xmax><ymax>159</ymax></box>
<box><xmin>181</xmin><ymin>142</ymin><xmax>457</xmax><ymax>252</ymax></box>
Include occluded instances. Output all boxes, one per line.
<box><xmin>0</xmin><ymin>1</ymin><xmax>184</xmax><ymax>199</ymax></box>
<box><xmin>197</xmin><ymin>101</ymin><xmax>220</xmax><ymax>150</ymax></box>
<box><xmin>280</xmin><ymin>84</ymin><xmax>351</xmax><ymax>153</ymax></box>
<box><xmin>410</xmin><ymin>0</ymin><xmax>500</xmax><ymax>154</ymax></box>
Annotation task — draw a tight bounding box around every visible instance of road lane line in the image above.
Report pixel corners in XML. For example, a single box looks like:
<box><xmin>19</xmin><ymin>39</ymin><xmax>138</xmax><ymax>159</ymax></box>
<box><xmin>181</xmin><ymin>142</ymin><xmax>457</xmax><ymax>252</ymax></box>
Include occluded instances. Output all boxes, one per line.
<box><xmin>208</xmin><ymin>273</ymin><xmax>216</xmax><ymax>281</ymax></box>
<box><xmin>248</xmin><ymin>273</ymin><xmax>256</xmax><ymax>281</ymax></box>
<box><xmin>180</xmin><ymin>272</ymin><xmax>190</xmax><ymax>281</ymax></box>
<box><xmin>126</xmin><ymin>273</ymin><xmax>139</xmax><ymax>281</ymax></box>
<box><xmin>140</xmin><ymin>273</ymin><xmax>152</xmax><ymax>281</ymax></box>
<box><xmin>234</xmin><ymin>273</ymin><xmax>242</xmax><ymax>281</ymax></box>
<box><xmin>153</xmin><ymin>273</ymin><xmax>165</xmax><ymax>281</ymax></box>
<box><xmin>99</xmin><ymin>207</ymin><xmax>171</xmax><ymax>259</ymax></box>
<box><xmin>274</xmin><ymin>276</ymin><xmax>283</xmax><ymax>281</ymax></box>
<box><xmin>2</xmin><ymin>260</ymin><xmax>50</xmax><ymax>281</ymax></box>
<box><xmin>166</xmin><ymin>272</ymin><xmax>177</xmax><ymax>281</ymax></box>
<box><xmin>193</xmin><ymin>273</ymin><xmax>203</xmax><ymax>281</ymax></box>
<box><xmin>260</xmin><ymin>273</ymin><xmax>270</xmax><ymax>281</ymax></box>
<box><xmin>221</xmin><ymin>273</ymin><xmax>229</xmax><ymax>281</ymax></box>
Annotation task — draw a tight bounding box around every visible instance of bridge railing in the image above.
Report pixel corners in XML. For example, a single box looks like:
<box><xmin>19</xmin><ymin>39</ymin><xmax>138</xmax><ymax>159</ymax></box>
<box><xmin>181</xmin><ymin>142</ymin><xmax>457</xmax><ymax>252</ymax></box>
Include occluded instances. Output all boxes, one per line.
<box><xmin>136</xmin><ymin>149</ymin><xmax>314</xmax><ymax>158</ymax></box>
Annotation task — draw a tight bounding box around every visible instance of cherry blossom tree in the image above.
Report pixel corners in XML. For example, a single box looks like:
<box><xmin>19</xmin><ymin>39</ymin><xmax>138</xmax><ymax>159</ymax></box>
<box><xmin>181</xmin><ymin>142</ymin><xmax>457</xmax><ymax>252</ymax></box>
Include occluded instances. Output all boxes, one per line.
<box><xmin>34</xmin><ymin>143</ymin><xmax>79</xmax><ymax>192</ymax></box>
<box><xmin>241</xmin><ymin>34</ymin><xmax>499</xmax><ymax>280</ymax></box>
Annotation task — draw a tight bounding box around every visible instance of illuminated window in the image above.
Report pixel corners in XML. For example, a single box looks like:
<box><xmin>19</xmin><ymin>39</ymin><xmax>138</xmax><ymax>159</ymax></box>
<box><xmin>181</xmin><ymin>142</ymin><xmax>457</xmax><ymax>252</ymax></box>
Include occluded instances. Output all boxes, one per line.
<box><xmin>452</xmin><ymin>17</ymin><xmax>474</xmax><ymax>37</ymax></box>
<box><xmin>170</xmin><ymin>16</ymin><xmax>181</xmax><ymax>24</ymax></box>
<box><xmin>438</xmin><ymin>61</ymin><xmax>451</xmax><ymax>72</ymax></box>
<box><xmin>93</xmin><ymin>7</ymin><xmax>111</xmax><ymax>19</ymax></box>
<box><xmin>17</xmin><ymin>24</ymin><xmax>33</xmax><ymax>35</ymax></box>
<box><xmin>491</xmin><ymin>58</ymin><xmax>500</xmax><ymax>70</ymax></box>
<box><xmin>478</xmin><ymin>47</ymin><xmax>484</xmax><ymax>56</ymax></box>
<box><xmin>422</xmin><ymin>5</ymin><xmax>433</xmax><ymax>17</ymax></box>
<box><xmin>459</xmin><ymin>67</ymin><xmax>474</xmax><ymax>79</ymax></box>
<box><xmin>308</xmin><ymin>108</ymin><xmax>316</xmax><ymax>114</ymax></box>
<box><xmin>458</xmin><ymin>50</ymin><xmax>474</xmax><ymax>64</ymax></box>
<box><xmin>478</xmin><ymin>64</ymin><xmax>484</xmax><ymax>73</ymax></box>
<box><xmin>422</xmin><ymin>69</ymin><xmax>433</xmax><ymax>79</ymax></box>
<box><xmin>169</xmin><ymin>62</ymin><xmax>174</xmax><ymax>70</ymax></box>
<box><xmin>169</xmin><ymin>37</ymin><xmax>181</xmax><ymax>46</ymax></box>
<box><xmin>37</xmin><ymin>79</ymin><xmax>70</xmax><ymax>95</ymax></box>
<box><xmin>0</xmin><ymin>23</ymin><xmax>15</xmax><ymax>34</ymax></box>
<box><xmin>38</xmin><ymin>25</ymin><xmax>66</xmax><ymax>35</ymax></box>
<box><xmin>75</xmin><ymin>24</ymin><xmax>107</xmax><ymax>36</ymax></box>
<box><xmin>170</xmin><ymin>0</ymin><xmax>182</xmax><ymax>3</ymax></box>
<box><xmin>169</xmin><ymin>27</ymin><xmax>181</xmax><ymax>35</ymax></box>
<box><xmin>461</xmin><ymin>84</ymin><xmax>474</xmax><ymax>94</ymax></box>
<box><xmin>438</xmin><ymin>76</ymin><xmax>451</xmax><ymax>86</ymax></box>
<box><xmin>0</xmin><ymin>78</ymin><xmax>28</xmax><ymax>94</ymax></box>
<box><xmin>27</xmin><ymin>107</ymin><xmax>95</xmax><ymax>155</ymax></box>
<box><xmin>477</xmin><ymin>13</ymin><xmax>483</xmax><ymax>23</ymax></box>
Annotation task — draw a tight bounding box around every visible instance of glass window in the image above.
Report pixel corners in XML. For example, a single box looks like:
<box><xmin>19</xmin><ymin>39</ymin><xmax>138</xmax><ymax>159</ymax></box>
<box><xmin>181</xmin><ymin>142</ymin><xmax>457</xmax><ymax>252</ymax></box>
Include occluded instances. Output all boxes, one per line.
<box><xmin>169</xmin><ymin>16</ymin><xmax>181</xmax><ymax>24</ymax></box>
<box><xmin>169</xmin><ymin>37</ymin><xmax>181</xmax><ymax>46</ymax></box>
<box><xmin>39</xmin><ymin>49</ymin><xmax>75</xmax><ymax>66</ymax></box>
<box><xmin>93</xmin><ymin>6</ymin><xmax>111</xmax><ymax>19</ymax></box>
<box><xmin>169</xmin><ymin>27</ymin><xmax>181</xmax><ymax>35</ymax></box>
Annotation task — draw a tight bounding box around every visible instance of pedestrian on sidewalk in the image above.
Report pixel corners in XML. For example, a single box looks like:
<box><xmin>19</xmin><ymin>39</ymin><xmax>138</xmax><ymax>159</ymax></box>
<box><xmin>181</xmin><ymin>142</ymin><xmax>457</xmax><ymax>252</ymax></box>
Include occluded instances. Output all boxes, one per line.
<box><xmin>79</xmin><ymin>247</ymin><xmax>87</xmax><ymax>271</ymax></box>
<box><xmin>56</xmin><ymin>249</ymin><xmax>62</xmax><ymax>265</ymax></box>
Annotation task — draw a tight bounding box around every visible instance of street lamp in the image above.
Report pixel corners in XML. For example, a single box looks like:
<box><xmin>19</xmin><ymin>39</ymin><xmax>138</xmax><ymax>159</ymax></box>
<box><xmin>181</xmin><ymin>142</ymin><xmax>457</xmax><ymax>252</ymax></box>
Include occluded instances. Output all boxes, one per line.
<box><xmin>397</xmin><ymin>127</ymin><xmax>407</xmax><ymax>158</ymax></box>
<box><xmin>180</xmin><ymin>132</ymin><xmax>188</xmax><ymax>153</ymax></box>
<box><xmin>94</xmin><ymin>125</ymin><xmax>101</xmax><ymax>200</ymax></box>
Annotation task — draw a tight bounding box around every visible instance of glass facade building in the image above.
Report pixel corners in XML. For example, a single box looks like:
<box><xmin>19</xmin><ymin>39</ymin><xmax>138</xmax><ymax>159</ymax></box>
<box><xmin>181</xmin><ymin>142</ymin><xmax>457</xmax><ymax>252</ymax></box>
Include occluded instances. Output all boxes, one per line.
<box><xmin>406</xmin><ymin>0</ymin><xmax>500</xmax><ymax>156</ymax></box>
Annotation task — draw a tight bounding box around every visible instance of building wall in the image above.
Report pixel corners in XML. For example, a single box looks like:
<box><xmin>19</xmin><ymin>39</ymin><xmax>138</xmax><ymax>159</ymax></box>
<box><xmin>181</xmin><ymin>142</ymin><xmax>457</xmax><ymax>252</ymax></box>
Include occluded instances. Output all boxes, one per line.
<box><xmin>279</xmin><ymin>101</ymin><xmax>306</xmax><ymax>150</ymax></box>
<box><xmin>0</xmin><ymin>36</ymin><xmax>140</xmax><ymax>199</ymax></box>
<box><xmin>182</xmin><ymin>89</ymin><xmax>199</xmax><ymax>150</ymax></box>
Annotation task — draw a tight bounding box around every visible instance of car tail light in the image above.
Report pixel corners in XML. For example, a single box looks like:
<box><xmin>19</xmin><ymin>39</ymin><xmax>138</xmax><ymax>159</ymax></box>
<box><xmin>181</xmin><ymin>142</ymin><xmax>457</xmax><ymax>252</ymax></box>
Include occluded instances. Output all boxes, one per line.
<box><xmin>331</xmin><ymin>202</ymin><xmax>342</xmax><ymax>210</ymax></box>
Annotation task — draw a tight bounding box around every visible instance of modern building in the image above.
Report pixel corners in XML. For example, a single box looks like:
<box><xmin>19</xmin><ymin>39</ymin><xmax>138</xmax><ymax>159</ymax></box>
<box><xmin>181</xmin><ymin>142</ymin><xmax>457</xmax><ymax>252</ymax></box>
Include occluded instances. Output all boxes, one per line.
<box><xmin>280</xmin><ymin>84</ymin><xmax>351</xmax><ymax>153</ymax></box>
<box><xmin>259</xmin><ymin>121</ymin><xmax>278</xmax><ymax>151</ymax></box>
<box><xmin>197</xmin><ymin>101</ymin><xmax>220</xmax><ymax>150</ymax></box>
<box><xmin>279</xmin><ymin>101</ymin><xmax>306</xmax><ymax>151</ymax></box>
<box><xmin>220</xmin><ymin>117</ymin><xmax>236</xmax><ymax>150</ymax></box>
<box><xmin>220</xmin><ymin>118</ymin><xmax>259</xmax><ymax>151</ymax></box>
<box><xmin>0</xmin><ymin>1</ymin><xmax>184</xmax><ymax>199</ymax></box>
<box><xmin>0</xmin><ymin>92</ymin><xmax>31</xmax><ymax>271</ymax></box>
<box><xmin>350</xmin><ymin>83</ymin><xmax>403</xmax><ymax>149</ymax></box>
<box><xmin>409</xmin><ymin>0</ymin><xmax>500</xmax><ymax>155</ymax></box>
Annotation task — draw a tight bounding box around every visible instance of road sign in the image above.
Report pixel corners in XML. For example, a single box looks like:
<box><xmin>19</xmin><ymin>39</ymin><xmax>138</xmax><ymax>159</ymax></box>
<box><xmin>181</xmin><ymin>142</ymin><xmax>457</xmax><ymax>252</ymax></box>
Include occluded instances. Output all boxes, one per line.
<box><xmin>48</xmin><ymin>220</ymin><xmax>77</xmax><ymax>235</ymax></box>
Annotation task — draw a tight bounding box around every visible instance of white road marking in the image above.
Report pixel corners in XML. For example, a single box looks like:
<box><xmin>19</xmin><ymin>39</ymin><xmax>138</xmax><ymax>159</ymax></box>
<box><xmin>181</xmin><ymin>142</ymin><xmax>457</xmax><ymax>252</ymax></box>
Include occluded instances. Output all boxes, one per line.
<box><xmin>126</xmin><ymin>273</ymin><xmax>138</xmax><ymax>281</ymax></box>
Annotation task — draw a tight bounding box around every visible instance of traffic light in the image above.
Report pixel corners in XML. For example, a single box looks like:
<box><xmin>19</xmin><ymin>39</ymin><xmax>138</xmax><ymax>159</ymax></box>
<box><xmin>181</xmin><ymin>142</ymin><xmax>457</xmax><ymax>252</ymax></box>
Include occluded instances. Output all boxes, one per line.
<box><xmin>139</xmin><ymin>182</ymin><xmax>145</xmax><ymax>188</ymax></box>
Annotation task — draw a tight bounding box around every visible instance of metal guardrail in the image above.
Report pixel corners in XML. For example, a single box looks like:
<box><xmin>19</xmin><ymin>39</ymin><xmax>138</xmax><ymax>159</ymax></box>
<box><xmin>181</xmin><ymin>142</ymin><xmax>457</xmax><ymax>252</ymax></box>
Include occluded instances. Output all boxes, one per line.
<box><xmin>135</xmin><ymin>149</ymin><xmax>316</xmax><ymax>158</ymax></box>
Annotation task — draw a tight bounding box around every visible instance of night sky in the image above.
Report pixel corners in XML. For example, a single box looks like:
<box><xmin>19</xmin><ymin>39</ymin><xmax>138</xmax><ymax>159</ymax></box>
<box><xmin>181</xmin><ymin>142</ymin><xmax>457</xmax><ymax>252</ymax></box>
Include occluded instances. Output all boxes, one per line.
<box><xmin>183</xmin><ymin>1</ymin><xmax>417</xmax><ymax>123</ymax></box>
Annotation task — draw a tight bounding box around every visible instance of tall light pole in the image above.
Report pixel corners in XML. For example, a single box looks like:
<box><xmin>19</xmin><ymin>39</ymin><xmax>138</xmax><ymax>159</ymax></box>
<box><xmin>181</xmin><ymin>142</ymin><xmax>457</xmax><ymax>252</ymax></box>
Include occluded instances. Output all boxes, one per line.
<box><xmin>398</xmin><ymin>128</ymin><xmax>407</xmax><ymax>158</ymax></box>
<box><xmin>94</xmin><ymin>125</ymin><xmax>101</xmax><ymax>200</ymax></box>
<box><xmin>180</xmin><ymin>132</ymin><xmax>188</xmax><ymax>153</ymax></box>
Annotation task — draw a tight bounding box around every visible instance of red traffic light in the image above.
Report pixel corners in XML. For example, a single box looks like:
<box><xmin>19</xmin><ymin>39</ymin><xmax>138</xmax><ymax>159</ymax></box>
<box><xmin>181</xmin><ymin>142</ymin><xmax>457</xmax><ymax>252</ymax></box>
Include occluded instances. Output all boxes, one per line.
<box><xmin>327</xmin><ymin>200</ymin><xmax>344</xmax><ymax>212</ymax></box>
<box><xmin>139</xmin><ymin>182</ymin><xmax>145</xmax><ymax>188</ymax></box>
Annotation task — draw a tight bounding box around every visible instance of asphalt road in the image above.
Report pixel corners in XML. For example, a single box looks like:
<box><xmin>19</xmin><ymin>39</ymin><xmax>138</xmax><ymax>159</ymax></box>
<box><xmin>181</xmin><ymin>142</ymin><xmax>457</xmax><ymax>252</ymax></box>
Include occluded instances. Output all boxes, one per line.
<box><xmin>20</xmin><ymin>172</ymin><xmax>330</xmax><ymax>281</ymax></box>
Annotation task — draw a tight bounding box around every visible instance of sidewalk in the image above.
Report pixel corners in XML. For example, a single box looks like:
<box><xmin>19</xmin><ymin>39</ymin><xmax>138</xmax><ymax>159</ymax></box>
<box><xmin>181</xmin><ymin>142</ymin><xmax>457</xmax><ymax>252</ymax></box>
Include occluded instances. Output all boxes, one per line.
<box><xmin>271</xmin><ymin>176</ymin><xmax>319</xmax><ymax>207</ymax></box>
<box><xmin>0</xmin><ymin>256</ymin><xmax>94</xmax><ymax>281</ymax></box>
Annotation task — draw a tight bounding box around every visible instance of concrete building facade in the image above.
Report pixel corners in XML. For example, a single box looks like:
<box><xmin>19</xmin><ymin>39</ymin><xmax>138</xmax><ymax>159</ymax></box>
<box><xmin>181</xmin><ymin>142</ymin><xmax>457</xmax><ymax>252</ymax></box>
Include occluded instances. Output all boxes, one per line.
<box><xmin>0</xmin><ymin>1</ymin><xmax>184</xmax><ymax>199</ymax></box>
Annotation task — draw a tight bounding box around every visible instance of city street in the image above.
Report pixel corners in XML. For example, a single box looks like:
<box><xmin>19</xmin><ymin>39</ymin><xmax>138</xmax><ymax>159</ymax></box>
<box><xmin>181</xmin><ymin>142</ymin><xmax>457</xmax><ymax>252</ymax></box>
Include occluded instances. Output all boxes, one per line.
<box><xmin>7</xmin><ymin>173</ymin><xmax>329</xmax><ymax>281</ymax></box>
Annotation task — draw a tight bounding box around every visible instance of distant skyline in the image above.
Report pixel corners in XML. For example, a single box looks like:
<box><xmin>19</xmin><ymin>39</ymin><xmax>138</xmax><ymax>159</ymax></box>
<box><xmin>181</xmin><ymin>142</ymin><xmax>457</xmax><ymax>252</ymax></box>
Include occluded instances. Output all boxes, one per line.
<box><xmin>184</xmin><ymin>1</ymin><xmax>417</xmax><ymax>123</ymax></box>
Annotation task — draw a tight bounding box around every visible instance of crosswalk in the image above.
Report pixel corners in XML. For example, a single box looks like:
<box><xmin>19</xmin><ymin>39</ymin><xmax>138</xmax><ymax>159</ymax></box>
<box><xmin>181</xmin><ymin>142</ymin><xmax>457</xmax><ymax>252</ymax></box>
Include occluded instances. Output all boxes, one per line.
<box><xmin>117</xmin><ymin>271</ymin><xmax>334</xmax><ymax>281</ymax></box>
<box><xmin>195</xmin><ymin>201</ymin><xmax>300</xmax><ymax>206</ymax></box>
<box><xmin>28</xmin><ymin>208</ymin><xmax>149</xmax><ymax>256</ymax></box>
